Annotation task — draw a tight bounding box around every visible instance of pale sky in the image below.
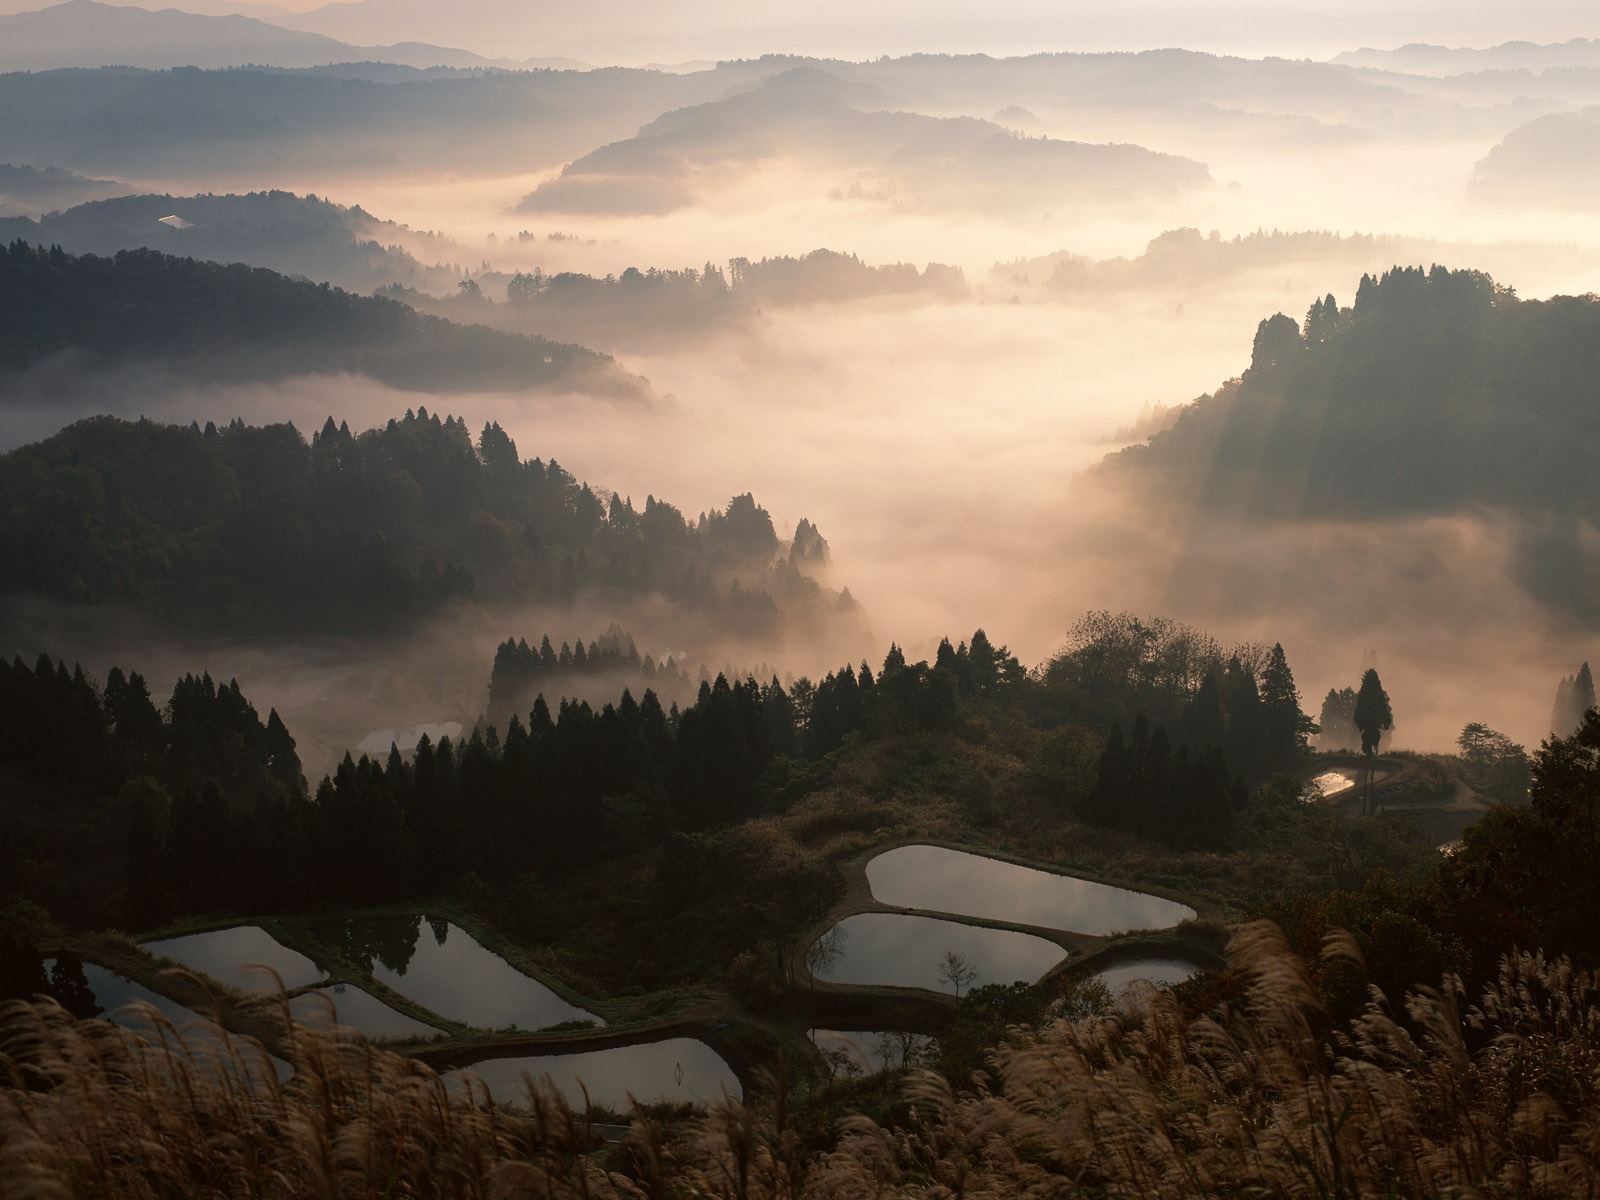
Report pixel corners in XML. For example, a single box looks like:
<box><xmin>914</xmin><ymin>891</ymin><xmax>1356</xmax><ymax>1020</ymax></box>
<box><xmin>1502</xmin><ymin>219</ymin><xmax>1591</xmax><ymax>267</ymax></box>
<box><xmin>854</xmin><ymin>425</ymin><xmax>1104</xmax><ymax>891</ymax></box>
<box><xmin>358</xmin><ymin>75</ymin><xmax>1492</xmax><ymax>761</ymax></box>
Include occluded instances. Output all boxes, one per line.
<box><xmin>7</xmin><ymin>0</ymin><xmax>1598</xmax><ymax>64</ymax></box>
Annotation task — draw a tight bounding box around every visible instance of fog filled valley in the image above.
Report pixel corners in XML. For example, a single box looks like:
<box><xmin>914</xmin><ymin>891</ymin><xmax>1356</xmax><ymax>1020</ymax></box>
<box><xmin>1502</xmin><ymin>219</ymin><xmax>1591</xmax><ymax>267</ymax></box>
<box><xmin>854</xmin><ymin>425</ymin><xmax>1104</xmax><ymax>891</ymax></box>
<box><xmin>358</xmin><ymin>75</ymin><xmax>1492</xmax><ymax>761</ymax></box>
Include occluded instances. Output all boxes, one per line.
<box><xmin>8</xmin><ymin>4</ymin><xmax>1600</xmax><ymax>1195</ymax></box>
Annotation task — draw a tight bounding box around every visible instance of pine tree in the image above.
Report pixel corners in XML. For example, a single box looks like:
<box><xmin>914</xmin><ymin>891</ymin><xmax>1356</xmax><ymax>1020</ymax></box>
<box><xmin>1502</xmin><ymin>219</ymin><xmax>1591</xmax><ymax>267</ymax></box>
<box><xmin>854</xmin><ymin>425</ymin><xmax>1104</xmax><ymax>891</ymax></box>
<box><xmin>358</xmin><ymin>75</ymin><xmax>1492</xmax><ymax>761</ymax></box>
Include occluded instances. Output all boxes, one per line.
<box><xmin>1259</xmin><ymin>643</ymin><xmax>1310</xmax><ymax>767</ymax></box>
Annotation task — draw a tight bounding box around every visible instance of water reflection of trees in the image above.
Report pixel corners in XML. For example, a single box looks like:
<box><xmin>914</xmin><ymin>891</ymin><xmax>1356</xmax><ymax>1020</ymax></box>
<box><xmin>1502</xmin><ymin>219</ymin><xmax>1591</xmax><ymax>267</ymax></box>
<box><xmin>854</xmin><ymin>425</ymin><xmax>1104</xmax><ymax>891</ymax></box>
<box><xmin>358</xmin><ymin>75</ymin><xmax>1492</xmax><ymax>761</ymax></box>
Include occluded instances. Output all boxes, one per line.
<box><xmin>315</xmin><ymin>915</ymin><xmax>424</xmax><ymax>976</ymax></box>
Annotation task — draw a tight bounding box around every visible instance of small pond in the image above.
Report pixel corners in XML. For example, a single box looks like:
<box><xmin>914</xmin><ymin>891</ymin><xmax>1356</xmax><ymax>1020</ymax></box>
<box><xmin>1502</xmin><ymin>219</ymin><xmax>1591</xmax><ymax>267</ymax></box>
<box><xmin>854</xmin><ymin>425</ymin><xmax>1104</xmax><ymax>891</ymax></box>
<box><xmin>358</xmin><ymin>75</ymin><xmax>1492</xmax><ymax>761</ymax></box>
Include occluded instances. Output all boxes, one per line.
<box><xmin>313</xmin><ymin>915</ymin><xmax>602</xmax><ymax>1031</ymax></box>
<box><xmin>289</xmin><ymin>983</ymin><xmax>443</xmax><ymax>1042</ymax></box>
<box><xmin>51</xmin><ymin>960</ymin><xmax>291</xmax><ymax>1084</ymax></box>
<box><xmin>453</xmin><ymin>1038</ymin><xmax>739</xmax><ymax>1110</ymax></box>
<box><xmin>142</xmin><ymin>925</ymin><xmax>323</xmax><ymax>995</ymax></box>
<box><xmin>810</xmin><ymin>912</ymin><xmax>1065</xmax><ymax>993</ymax></box>
<box><xmin>810</xmin><ymin>1029</ymin><xmax>931</xmax><ymax>1077</ymax></box>
<box><xmin>1090</xmin><ymin>957</ymin><xmax>1202</xmax><ymax>994</ymax></box>
<box><xmin>867</xmin><ymin>845</ymin><xmax>1196</xmax><ymax>935</ymax></box>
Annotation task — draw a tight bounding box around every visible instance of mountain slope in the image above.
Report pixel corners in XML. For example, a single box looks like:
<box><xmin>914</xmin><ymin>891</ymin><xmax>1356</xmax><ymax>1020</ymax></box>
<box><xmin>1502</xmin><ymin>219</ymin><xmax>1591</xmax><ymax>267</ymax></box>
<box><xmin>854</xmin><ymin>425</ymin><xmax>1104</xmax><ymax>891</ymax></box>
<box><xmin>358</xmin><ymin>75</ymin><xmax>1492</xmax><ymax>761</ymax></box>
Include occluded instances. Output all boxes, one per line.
<box><xmin>0</xmin><ymin>190</ymin><xmax>461</xmax><ymax>294</ymax></box>
<box><xmin>0</xmin><ymin>242</ymin><xmax>644</xmax><ymax>396</ymax></box>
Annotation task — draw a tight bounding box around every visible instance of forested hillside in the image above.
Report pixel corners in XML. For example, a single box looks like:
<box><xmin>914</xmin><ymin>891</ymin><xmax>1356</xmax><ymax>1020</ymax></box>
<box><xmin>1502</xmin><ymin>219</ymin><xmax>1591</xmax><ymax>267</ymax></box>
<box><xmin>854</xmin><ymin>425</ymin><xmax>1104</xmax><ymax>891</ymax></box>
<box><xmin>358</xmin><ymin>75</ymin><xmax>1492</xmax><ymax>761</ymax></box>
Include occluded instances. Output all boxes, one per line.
<box><xmin>1097</xmin><ymin>265</ymin><xmax>1600</xmax><ymax>520</ymax></box>
<box><xmin>0</xmin><ymin>242</ymin><xmax>641</xmax><ymax>395</ymax></box>
<box><xmin>0</xmin><ymin>410</ymin><xmax>846</xmax><ymax>636</ymax></box>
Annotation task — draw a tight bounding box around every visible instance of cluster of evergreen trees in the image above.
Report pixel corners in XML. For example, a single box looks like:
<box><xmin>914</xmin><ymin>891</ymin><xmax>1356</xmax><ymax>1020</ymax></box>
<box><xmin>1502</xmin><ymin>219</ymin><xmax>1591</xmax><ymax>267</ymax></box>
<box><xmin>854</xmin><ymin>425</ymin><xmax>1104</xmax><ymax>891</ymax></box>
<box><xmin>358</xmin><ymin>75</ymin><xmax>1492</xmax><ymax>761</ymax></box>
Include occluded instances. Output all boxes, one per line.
<box><xmin>485</xmin><ymin>628</ymin><xmax>691</xmax><ymax>727</ymax></box>
<box><xmin>0</xmin><ymin>411</ymin><xmax>847</xmax><ymax>637</ymax></box>
<box><xmin>1087</xmin><ymin>716</ymin><xmax>1244</xmax><ymax>847</ymax></box>
<box><xmin>0</xmin><ymin>654</ymin><xmax>302</xmax><ymax>808</ymax></box>
<box><xmin>0</xmin><ymin>655</ymin><xmax>302</xmax><ymax>927</ymax></box>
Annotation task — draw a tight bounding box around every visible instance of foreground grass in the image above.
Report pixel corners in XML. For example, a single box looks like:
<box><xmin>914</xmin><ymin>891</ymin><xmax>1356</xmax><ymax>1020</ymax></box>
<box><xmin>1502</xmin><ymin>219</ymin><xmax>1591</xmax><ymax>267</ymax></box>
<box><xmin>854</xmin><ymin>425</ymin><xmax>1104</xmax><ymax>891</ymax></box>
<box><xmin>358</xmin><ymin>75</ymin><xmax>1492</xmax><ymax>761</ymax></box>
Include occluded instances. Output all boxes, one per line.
<box><xmin>7</xmin><ymin>922</ymin><xmax>1600</xmax><ymax>1198</ymax></box>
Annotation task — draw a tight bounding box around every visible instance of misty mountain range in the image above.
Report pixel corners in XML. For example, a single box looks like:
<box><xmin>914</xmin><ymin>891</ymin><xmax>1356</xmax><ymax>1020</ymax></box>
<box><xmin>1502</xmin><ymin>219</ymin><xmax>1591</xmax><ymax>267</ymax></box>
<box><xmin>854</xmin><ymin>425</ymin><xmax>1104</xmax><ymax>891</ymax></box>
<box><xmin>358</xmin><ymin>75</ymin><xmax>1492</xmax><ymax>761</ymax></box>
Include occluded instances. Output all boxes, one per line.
<box><xmin>521</xmin><ymin>67</ymin><xmax>1209</xmax><ymax>217</ymax></box>
<box><xmin>0</xmin><ymin>44</ymin><xmax>1589</xmax><ymax>209</ymax></box>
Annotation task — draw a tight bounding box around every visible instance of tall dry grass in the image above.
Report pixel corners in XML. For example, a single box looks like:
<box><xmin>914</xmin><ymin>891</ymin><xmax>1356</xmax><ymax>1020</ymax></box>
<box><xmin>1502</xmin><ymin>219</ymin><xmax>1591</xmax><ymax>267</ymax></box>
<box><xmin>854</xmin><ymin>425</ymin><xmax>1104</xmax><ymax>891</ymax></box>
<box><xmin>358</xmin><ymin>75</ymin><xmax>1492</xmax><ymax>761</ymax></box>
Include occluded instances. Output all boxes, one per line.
<box><xmin>0</xmin><ymin>993</ymin><xmax>637</xmax><ymax>1198</ymax></box>
<box><xmin>4</xmin><ymin>923</ymin><xmax>1600</xmax><ymax>1197</ymax></box>
<box><xmin>810</xmin><ymin>921</ymin><xmax>1600</xmax><ymax>1198</ymax></box>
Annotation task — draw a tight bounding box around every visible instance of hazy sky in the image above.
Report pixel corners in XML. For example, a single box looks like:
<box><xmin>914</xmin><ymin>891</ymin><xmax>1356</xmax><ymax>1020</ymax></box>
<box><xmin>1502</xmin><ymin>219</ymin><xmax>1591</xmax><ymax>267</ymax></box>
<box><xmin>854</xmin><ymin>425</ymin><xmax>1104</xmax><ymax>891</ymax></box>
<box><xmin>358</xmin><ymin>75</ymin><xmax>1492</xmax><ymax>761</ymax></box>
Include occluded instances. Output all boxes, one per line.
<box><xmin>9</xmin><ymin>0</ymin><xmax>1599</xmax><ymax>63</ymax></box>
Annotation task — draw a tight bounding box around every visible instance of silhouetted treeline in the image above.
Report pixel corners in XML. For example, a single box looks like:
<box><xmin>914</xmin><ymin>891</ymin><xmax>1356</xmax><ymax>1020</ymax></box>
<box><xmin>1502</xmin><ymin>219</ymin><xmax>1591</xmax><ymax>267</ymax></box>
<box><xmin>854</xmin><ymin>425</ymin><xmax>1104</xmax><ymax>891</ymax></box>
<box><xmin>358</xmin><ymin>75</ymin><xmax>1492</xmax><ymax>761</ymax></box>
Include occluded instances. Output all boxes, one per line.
<box><xmin>0</xmin><ymin>241</ymin><xmax>638</xmax><ymax>394</ymax></box>
<box><xmin>0</xmin><ymin>618</ymin><xmax>1320</xmax><ymax>963</ymax></box>
<box><xmin>0</xmin><ymin>411</ymin><xmax>845</xmax><ymax>635</ymax></box>
<box><xmin>1033</xmin><ymin>614</ymin><xmax>1310</xmax><ymax>773</ymax></box>
<box><xmin>0</xmin><ymin>654</ymin><xmax>302</xmax><ymax>807</ymax></box>
<box><xmin>0</xmin><ymin>654</ymin><xmax>303</xmax><ymax>927</ymax></box>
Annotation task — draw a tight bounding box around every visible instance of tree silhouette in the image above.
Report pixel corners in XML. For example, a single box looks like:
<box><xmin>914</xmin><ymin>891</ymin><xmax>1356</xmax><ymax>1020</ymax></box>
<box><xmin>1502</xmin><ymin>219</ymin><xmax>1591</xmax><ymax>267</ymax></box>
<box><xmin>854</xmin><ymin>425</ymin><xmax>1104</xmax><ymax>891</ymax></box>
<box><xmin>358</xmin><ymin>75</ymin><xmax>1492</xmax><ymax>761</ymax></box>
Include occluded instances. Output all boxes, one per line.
<box><xmin>937</xmin><ymin>950</ymin><xmax>979</xmax><ymax>998</ymax></box>
<box><xmin>1353</xmin><ymin>669</ymin><xmax>1393</xmax><ymax>814</ymax></box>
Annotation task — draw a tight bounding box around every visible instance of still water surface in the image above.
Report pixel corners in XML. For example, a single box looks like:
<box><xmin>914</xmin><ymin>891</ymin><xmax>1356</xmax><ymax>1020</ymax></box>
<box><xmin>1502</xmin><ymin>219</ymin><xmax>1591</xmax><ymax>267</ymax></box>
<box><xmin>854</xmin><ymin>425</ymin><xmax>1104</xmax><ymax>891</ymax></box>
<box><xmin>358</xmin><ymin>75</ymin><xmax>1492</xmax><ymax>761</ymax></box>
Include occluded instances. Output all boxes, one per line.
<box><xmin>289</xmin><ymin>983</ymin><xmax>443</xmax><ymax>1041</ymax></box>
<box><xmin>315</xmin><ymin>915</ymin><xmax>602</xmax><ymax>1031</ymax></box>
<box><xmin>811</xmin><ymin>911</ymin><xmax>1065</xmax><ymax>992</ymax></box>
<box><xmin>1091</xmin><ymin>957</ymin><xmax>1202</xmax><ymax>994</ymax></box>
<box><xmin>143</xmin><ymin>925</ymin><xmax>323</xmax><ymax>994</ymax></box>
<box><xmin>454</xmin><ymin>1038</ymin><xmax>739</xmax><ymax>1109</ymax></box>
<box><xmin>867</xmin><ymin>845</ymin><xmax>1195</xmax><ymax>935</ymax></box>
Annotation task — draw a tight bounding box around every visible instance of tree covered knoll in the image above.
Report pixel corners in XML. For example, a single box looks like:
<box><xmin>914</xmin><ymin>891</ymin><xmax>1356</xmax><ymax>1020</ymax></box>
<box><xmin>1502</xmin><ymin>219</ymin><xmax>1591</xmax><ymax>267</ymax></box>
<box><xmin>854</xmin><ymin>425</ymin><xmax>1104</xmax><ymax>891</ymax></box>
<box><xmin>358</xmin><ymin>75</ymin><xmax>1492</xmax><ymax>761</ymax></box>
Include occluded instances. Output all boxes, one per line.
<box><xmin>1098</xmin><ymin>265</ymin><xmax>1600</xmax><ymax>522</ymax></box>
<box><xmin>0</xmin><ymin>241</ymin><xmax>642</xmax><ymax>395</ymax></box>
<box><xmin>0</xmin><ymin>410</ymin><xmax>848</xmax><ymax>636</ymax></box>
<box><xmin>0</xmin><ymin>190</ymin><xmax>461</xmax><ymax>296</ymax></box>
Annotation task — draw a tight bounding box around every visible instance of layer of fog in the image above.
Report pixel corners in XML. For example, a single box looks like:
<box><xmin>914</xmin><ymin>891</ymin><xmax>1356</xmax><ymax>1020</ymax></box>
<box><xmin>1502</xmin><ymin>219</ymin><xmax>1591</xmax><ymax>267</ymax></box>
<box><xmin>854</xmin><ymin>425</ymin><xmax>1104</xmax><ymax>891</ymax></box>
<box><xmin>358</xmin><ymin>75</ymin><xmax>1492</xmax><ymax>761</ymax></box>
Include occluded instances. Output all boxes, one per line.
<box><xmin>9</xmin><ymin>44</ymin><xmax>1600</xmax><ymax>766</ymax></box>
<box><xmin>11</xmin><ymin>272</ymin><xmax>1596</xmax><ymax>763</ymax></box>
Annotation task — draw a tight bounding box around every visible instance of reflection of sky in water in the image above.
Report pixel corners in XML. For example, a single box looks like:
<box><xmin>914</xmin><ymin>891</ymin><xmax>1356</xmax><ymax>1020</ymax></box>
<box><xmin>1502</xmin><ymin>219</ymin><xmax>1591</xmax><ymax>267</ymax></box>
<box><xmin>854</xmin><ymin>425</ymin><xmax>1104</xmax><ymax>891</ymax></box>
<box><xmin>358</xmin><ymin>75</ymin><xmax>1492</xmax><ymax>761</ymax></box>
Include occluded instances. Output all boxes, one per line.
<box><xmin>289</xmin><ymin>984</ymin><xmax>442</xmax><ymax>1041</ymax></box>
<box><xmin>1311</xmin><ymin>771</ymin><xmax>1358</xmax><ymax>798</ymax></box>
<box><xmin>868</xmin><ymin>845</ymin><xmax>1195</xmax><ymax>934</ymax></box>
<box><xmin>142</xmin><ymin>926</ymin><xmax>323</xmax><ymax>994</ymax></box>
<box><xmin>809</xmin><ymin>1028</ymin><xmax>930</xmax><ymax>1076</ymax></box>
<box><xmin>812</xmin><ymin>912</ymin><xmax>1065</xmax><ymax>992</ymax></box>
<box><xmin>366</xmin><ymin>920</ymin><xmax>602</xmax><ymax>1031</ymax></box>
<box><xmin>52</xmin><ymin>960</ymin><xmax>291</xmax><ymax>1084</ymax></box>
<box><xmin>454</xmin><ymin>1038</ymin><xmax>737</xmax><ymax>1109</ymax></box>
<box><xmin>1091</xmin><ymin>957</ymin><xmax>1201</xmax><ymax>994</ymax></box>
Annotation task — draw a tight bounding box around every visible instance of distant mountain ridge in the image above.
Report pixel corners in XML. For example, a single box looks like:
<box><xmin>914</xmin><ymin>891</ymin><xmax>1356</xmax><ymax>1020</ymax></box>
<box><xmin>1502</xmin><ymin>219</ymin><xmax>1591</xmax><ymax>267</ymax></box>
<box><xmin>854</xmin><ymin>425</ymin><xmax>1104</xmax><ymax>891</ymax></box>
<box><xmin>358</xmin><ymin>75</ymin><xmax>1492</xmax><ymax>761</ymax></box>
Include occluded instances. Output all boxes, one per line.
<box><xmin>522</xmin><ymin>66</ymin><xmax>1210</xmax><ymax>217</ymax></box>
<box><xmin>1333</xmin><ymin>38</ymin><xmax>1600</xmax><ymax>74</ymax></box>
<box><xmin>0</xmin><ymin>0</ymin><xmax>575</xmax><ymax>70</ymax></box>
